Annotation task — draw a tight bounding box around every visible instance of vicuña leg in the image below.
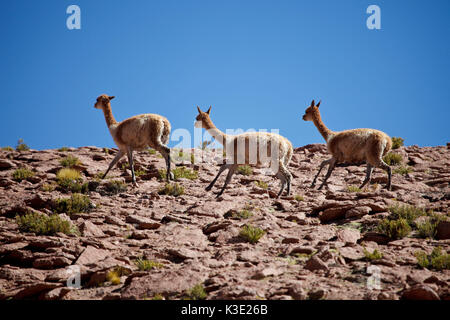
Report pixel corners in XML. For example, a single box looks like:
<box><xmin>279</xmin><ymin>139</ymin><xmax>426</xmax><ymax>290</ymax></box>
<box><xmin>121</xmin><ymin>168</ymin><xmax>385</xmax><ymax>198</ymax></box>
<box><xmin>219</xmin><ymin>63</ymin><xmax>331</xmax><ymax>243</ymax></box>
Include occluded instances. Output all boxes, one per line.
<box><xmin>359</xmin><ymin>164</ymin><xmax>373</xmax><ymax>189</ymax></box>
<box><xmin>216</xmin><ymin>164</ymin><xmax>238</xmax><ymax>198</ymax></box>
<box><xmin>206</xmin><ymin>164</ymin><xmax>232</xmax><ymax>191</ymax></box>
<box><xmin>318</xmin><ymin>158</ymin><xmax>337</xmax><ymax>190</ymax></box>
<box><xmin>311</xmin><ymin>158</ymin><xmax>332</xmax><ymax>188</ymax></box>
<box><xmin>103</xmin><ymin>150</ymin><xmax>124</xmax><ymax>179</ymax></box>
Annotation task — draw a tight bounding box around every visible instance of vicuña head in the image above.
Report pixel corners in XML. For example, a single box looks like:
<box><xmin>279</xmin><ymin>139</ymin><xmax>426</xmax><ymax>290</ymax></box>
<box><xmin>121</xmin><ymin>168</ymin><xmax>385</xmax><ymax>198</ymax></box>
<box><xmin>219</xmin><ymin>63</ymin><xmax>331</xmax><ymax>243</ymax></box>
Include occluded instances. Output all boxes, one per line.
<box><xmin>94</xmin><ymin>94</ymin><xmax>115</xmax><ymax>110</ymax></box>
<box><xmin>194</xmin><ymin>106</ymin><xmax>213</xmax><ymax>129</ymax></box>
<box><xmin>302</xmin><ymin>99</ymin><xmax>321</xmax><ymax>121</ymax></box>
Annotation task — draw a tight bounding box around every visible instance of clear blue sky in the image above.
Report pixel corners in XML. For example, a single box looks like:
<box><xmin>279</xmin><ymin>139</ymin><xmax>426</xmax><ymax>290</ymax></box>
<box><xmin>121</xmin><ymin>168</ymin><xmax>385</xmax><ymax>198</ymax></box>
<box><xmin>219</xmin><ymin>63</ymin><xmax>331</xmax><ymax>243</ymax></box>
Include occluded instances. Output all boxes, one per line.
<box><xmin>1</xmin><ymin>0</ymin><xmax>449</xmax><ymax>150</ymax></box>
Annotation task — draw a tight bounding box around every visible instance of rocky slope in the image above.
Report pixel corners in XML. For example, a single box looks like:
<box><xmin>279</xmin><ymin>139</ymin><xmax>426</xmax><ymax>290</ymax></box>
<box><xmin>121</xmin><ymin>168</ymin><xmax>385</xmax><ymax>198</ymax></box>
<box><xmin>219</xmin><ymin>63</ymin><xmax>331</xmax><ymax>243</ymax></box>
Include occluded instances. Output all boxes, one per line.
<box><xmin>0</xmin><ymin>144</ymin><xmax>449</xmax><ymax>300</ymax></box>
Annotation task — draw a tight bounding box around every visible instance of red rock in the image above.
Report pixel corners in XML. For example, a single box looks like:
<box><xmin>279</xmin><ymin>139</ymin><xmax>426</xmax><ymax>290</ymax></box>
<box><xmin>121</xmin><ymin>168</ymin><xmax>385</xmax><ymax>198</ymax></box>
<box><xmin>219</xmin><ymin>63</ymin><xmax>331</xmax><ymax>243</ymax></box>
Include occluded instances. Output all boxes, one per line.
<box><xmin>336</xmin><ymin>229</ymin><xmax>361</xmax><ymax>244</ymax></box>
<box><xmin>345</xmin><ymin>206</ymin><xmax>371</xmax><ymax>219</ymax></box>
<box><xmin>80</xmin><ymin>221</ymin><xmax>105</xmax><ymax>237</ymax></box>
<box><xmin>33</xmin><ymin>256</ymin><xmax>72</xmax><ymax>269</ymax></box>
<box><xmin>74</xmin><ymin>246</ymin><xmax>109</xmax><ymax>266</ymax></box>
<box><xmin>401</xmin><ymin>284</ymin><xmax>440</xmax><ymax>300</ymax></box>
<box><xmin>305</xmin><ymin>256</ymin><xmax>329</xmax><ymax>272</ymax></box>
<box><xmin>436</xmin><ymin>220</ymin><xmax>450</xmax><ymax>240</ymax></box>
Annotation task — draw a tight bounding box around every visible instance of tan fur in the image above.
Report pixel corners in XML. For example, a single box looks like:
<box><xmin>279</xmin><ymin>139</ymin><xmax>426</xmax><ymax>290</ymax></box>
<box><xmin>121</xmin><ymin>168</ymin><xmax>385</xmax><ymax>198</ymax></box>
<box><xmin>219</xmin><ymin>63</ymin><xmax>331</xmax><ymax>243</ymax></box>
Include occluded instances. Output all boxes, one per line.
<box><xmin>196</xmin><ymin>106</ymin><xmax>293</xmax><ymax>197</ymax></box>
<box><xmin>302</xmin><ymin>100</ymin><xmax>392</xmax><ymax>190</ymax></box>
<box><xmin>94</xmin><ymin>94</ymin><xmax>172</xmax><ymax>185</ymax></box>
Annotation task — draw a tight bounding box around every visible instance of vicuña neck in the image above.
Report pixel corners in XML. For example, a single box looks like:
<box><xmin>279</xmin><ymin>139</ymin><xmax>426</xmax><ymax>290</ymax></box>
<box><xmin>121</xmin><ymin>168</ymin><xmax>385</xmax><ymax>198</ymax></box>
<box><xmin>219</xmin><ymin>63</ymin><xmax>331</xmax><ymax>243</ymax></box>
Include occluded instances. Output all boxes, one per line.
<box><xmin>312</xmin><ymin>110</ymin><xmax>334</xmax><ymax>141</ymax></box>
<box><xmin>204</xmin><ymin>119</ymin><xmax>228</xmax><ymax>145</ymax></box>
<box><xmin>102</xmin><ymin>104</ymin><xmax>118</xmax><ymax>127</ymax></box>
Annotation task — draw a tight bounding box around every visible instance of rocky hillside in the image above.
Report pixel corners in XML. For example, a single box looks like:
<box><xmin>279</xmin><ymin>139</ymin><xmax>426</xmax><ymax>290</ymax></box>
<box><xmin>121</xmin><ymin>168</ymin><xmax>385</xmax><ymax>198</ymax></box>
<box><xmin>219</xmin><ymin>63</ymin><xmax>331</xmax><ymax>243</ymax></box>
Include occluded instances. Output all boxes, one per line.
<box><xmin>0</xmin><ymin>143</ymin><xmax>449</xmax><ymax>300</ymax></box>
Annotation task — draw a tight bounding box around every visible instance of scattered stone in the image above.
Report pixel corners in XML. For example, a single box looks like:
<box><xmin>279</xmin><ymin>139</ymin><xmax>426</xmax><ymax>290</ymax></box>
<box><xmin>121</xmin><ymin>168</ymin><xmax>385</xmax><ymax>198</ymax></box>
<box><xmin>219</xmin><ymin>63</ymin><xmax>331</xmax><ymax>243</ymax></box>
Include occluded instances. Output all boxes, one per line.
<box><xmin>401</xmin><ymin>284</ymin><xmax>440</xmax><ymax>300</ymax></box>
<box><xmin>305</xmin><ymin>256</ymin><xmax>329</xmax><ymax>272</ymax></box>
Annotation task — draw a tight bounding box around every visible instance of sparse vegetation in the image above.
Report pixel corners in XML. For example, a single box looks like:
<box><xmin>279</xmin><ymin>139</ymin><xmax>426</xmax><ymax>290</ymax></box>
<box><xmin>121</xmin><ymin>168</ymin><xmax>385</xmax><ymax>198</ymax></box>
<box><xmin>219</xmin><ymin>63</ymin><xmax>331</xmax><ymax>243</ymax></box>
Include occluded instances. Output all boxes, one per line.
<box><xmin>59</xmin><ymin>155</ymin><xmax>81</xmax><ymax>168</ymax></box>
<box><xmin>58</xmin><ymin>147</ymin><xmax>70</xmax><ymax>152</ymax></box>
<box><xmin>377</xmin><ymin>218</ymin><xmax>411</xmax><ymax>239</ymax></box>
<box><xmin>16</xmin><ymin>139</ymin><xmax>30</xmax><ymax>152</ymax></box>
<box><xmin>239</xmin><ymin>224</ymin><xmax>265</xmax><ymax>244</ymax></box>
<box><xmin>391</xmin><ymin>137</ymin><xmax>404</xmax><ymax>149</ymax></box>
<box><xmin>363</xmin><ymin>248</ymin><xmax>383</xmax><ymax>261</ymax></box>
<box><xmin>1</xmin><ymin>146</ymin><xmax>14</xmax><ymax>151</ymax></box>
<box><xmin>16</xmin><ymin>212</ymin><xmax>78</xmax><ymax>236</ymax></box>
<box><xmin>148</xmin><ymin>148</ymin><xmax>157</xmax><ymax>155</ymax></box>
<box><xmin>104</xmin><ymin>180</ymin><xmax>127</xmax><ymax>195</ymax></box>
<box><xmin>159</xmin><ymin>166</ymin><xmax>198</xmax><ymax>180</ymax></box>
<box><xmin>106</xmin><ymin>270</ymin><xmax>121</xmax><ymax>285</ymax></box>
<box><xmin>135</xmin><ymin>258</ymin><xmax>164</xmax><ymax>271</ymax></box>
<box><xmin>225</xmin><ymin>208</ymin><xmax>253</xmax><ymax>220</ymax></box>
<box><xmin>12</xmin><ymin>168</ymin><xmax>34</xmax><ymax>181</ymax></box>
<box><xmin>56</xmin><ymin>168</ymin><xmax>88</xmax><ymax>193</ymax></box>
<box><xmin>415</xmin><ymin>247</ymin><xmax>450</xmax><ymax>270</ymax></box>
<box><xmin>417</xmin><ymin>214</ymin><xmax>446</xmax><ymax>239</ymax></box>
<box><xmin>41</xmin><ymin>182</ymin><xmax>57</xmax><ymax>192</ymax></box>
<box><xmin>54</xmin><ymin>193</ymin><xmax>92</xmax><ymax>215</ymax></box>
<box><xmin>238</xmin><ymin>165</ymin><xmax>253</xmax><ymax>176</ymax></box>
<box><xmin>294</xmin><ymin>195</ymin><xmax>304</xmax><ymax>202</ymax></box>
<box><xmin>383</xmin><ymin>152</ymin><xmax>403</xmax><ymax>166</ymax></box>
<box><xmin>185</xmin><ymin>284</ymin><xmax>207</xmax><ymax>300</ymax></box>
<box><xmin>255</xmin><ymin>180</ymin><xmax>268</xmax><ymax>189</ymax></box>
<box><xmin>135</xmin><ymin>169</ymin><xmax>146</xmax><ymax>177</ymax></box>
<box><xmin>152</xmin><ymin>294</ymin><xmax>164</xmax><ymax>300</ymax></box>
<box><xmin>158</xmin><ymin>183</ymin><xmax>184</xmax><ymax>196</ymax></box>
<box><xmin>388</xmin><ymin>204</ymin><xmax>429</xmax><ymax>226</ymax></box>
<box><xmin>347</xmin><ymin>185</ymin><xmax>362</xmax><ymax>193</ymax></box>
<box><xmin>393</xmin><ymin>166</ymin><xmax>413</xmax><ymax>176</ymax></box>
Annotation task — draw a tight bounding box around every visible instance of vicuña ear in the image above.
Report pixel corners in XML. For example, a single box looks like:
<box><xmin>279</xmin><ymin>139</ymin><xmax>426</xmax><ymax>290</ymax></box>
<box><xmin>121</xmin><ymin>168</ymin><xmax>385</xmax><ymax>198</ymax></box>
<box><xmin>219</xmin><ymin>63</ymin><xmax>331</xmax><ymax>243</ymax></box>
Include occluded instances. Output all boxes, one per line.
<box><xmin>316</xmin><ymin>100</ymin><xmax>321</xmax><ymax>107</ymax></box>
<box><xmin>311</xmin><ymin>100</ymin><xmax>315</xmax><ymax>107</ymax></box>
<box><xmin>109</xmin><ymin>96</ymin><xmax>115</xmax><ymax>100</ymax></box>
<box><xmin>197</xmin><ymin>106</ymin><xmax>202</xmax><ymax>114</ymax></box>
<box><xmin>207</xmin><ymin>106</ymin><xmax>211</xmax><ymax>114</ymax></box>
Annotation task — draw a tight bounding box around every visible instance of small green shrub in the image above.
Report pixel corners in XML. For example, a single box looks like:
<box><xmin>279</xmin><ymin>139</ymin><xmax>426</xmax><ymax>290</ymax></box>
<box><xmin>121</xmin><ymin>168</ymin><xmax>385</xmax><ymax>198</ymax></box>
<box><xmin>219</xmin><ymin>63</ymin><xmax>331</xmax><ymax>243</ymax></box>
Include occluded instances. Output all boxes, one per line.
<box><xmin>255</xmin><ymin>180</ymin><xmax>268</xmax><ymax>189</ymax></box>
<box><xmin>12</xmin><ymin>168</ymin><xmax>35</xmax><ymax>181</ymax></box>
<box><xmin>388</xmin><ymin>204</ymin><xmax>429</xmax><ymax>225</ymax></box>
<box><xmin>104</xmin><ymin>180</ymin><xmax>127</xmax><ymax>195</ymax></box>
<box><xmin>106</xmin><ymin>269</ymin><xmax>121</xmax><ymax>285</ymax></box>
<box><xmin>56</xmin><ymin>168</ymin><xmax>88</xmax><ymax>193</ymax></box>
<box><xmin>415</xmin><ymin>247</ymin><xmax>450</xmax><ymax>270</ymax></box>
<box><xmin>383</xmin><ymin>153</ymin><xmax>403</xmax><ymax>165</ymax></box>
<box><xmin>185</xmin><ymin>284</ymin><xmax>207</xmax><ymax>300</ymax></box>
<box><xmin>152</xmin><ymin>294</ymin><xmax>164</xmax><ymax>300</ymax></box>
<box><xmin>57</xmin><ymin>168</ymin><xmax>81</xmax><ymax>181</ymax></box>
<box><xmin>16</xmin><ymin>212</ymin><xmax>78</xmax><ymax>236</ymax></box>
<box><xmin>135</xmin><ymin>169</ymin><xmax>146</xmax><ymax>177</ymax></box>
<box><xmin>363</xmin><ymin>248</ymin><xmax>383</xmax><ymax>261</ymax></box>
<box><xmin>347</xmin><ymin>185</ymin><xmax>362</xmax><ymax>193</ymax></box>
<box><xmin>391</xmin><ymin>137</ymin><xmax>404</xmax><ymax>149</ymax></box>
<box><xmin>106</xmin><ymin>266</ymin><xmax>131</xmax><ymax>285</ymax></box>
<box><xmin>377</xmin><ymin>218</ymin><xmax>411</xmax><ymax>239</ymax></box>
<box><xmin>417</xmin><ymin>214</ymin><xmax>445</xmax><ymax>239</ymax></box>
<box><xmin>159</xmin><ymin>166</ymin><xmax>198</xmax><ymax>180</ymax></box>
<box><xmin>148</xmin><ymin>148</ymin><xmax>157</xmax><ymax>155</ymax></box>
<box><xmin>393</xmin><ymin>166</ymin><xmax>413</xmax><ymax>176</ymax></box>
<box><xmin>41</xmin><ymin>183</ymin><xmax>57</xmax><ymax>192</ymax></box>
<box><xmin>225</xmin><ymin>209</ymin><xmax>253</xmax><ymax>220</ymax></box>
<box><xmin>239</xmin><ymin>224</ymin><xmax>265</xmax><ymax>244</ymax></box>
<box><xmin>158</xmin><ymin>183</ymin><xmax>184</xmax><ymax>196</ymax></box>
<box><xmin>238</xmin><ymin>165</ymin><xmax>253</xmax><ymax>176</ymax></box>
<box><xmin>294</xmin><ymin>195</ymin><xmax>304</xmax><ymax>202</ymax></box>
<box><xmin>59</xmin><ymin>155</ymin><xmax>81</xmax><ymax>168</ymax></box>
<box><xmin>2</xmin><ymin>146</ymin><xmax>14</xmax><ymax>151</ymax></box>
<box><xmin>16</xmin><ymin>139</ymin><xmax>30</xmax><ymax>151</ymax></box>
<box><xmin>58</xmin><ymin>147</ymin><xmax>70</xmax><ymax>152</ymax></box>
<box><xmin>54</xmin><ymin>193</ymin><xmax>92</xmax><ymax>214</ymax></box>
<box><xmin>135</xmin><ymin>259</ymin><xmax>164</xmax><ymax>271</ymax></box>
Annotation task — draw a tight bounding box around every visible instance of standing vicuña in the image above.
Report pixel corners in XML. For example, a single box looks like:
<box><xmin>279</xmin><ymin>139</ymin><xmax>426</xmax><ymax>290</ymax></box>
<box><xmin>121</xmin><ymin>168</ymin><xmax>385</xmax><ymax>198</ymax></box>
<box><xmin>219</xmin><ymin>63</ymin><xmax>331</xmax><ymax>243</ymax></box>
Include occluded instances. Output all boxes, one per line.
<box><xmin>302</xmin><ymin>100</ymin><xmax>392</xmax><ymax>190</ymax></box>
<box><xmin>94</xmin><ymin>94</ymin><xmax>172</xmax><ymax>186</ymax></box>
<box><xmin>195</xmin><ymin>106</ymin><xmax>293</xmax><ymax>198</ymax></box>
